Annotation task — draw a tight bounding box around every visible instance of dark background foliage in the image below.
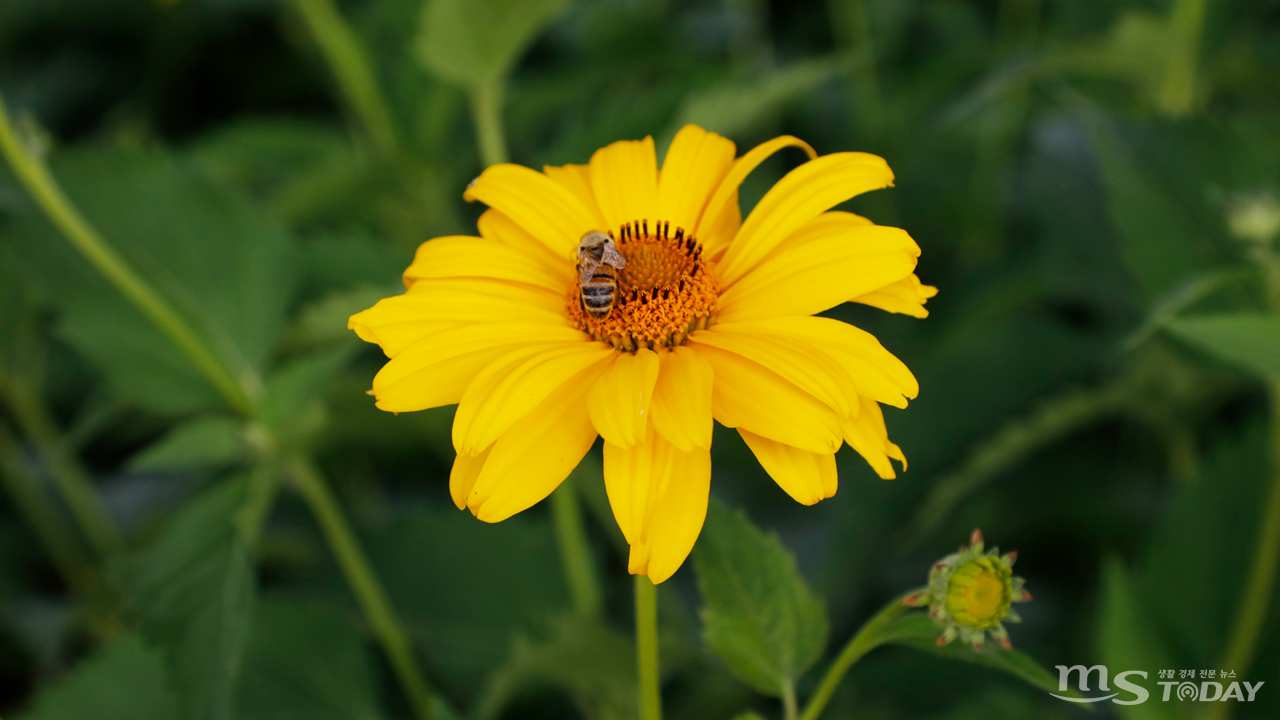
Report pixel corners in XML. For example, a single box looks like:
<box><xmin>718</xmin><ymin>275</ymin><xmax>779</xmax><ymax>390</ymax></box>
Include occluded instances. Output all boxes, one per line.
<box><xmin>1</xmin><ymin>0</ymin><xmax>1279</xmax><ymax>718</ymax></box>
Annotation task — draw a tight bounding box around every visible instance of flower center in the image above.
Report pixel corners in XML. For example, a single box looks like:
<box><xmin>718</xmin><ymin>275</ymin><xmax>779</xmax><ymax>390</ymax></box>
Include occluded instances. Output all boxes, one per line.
<box><xmin>567</xmin><ymin>220</ymin><xmax>719</xmax><ymax>352</ymax></box>
<box><xmin>945</xmin><ymin>557</ymin><xmax>1011</xmax><ymax>629</ymax></box>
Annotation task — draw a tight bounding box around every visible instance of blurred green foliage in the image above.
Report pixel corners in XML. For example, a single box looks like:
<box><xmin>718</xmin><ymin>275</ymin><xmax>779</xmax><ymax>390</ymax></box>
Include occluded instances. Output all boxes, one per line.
<box><xmin>1</xmin><ymin>0</ymin><xmax>1279</xmax><ymax>719</ymax></box>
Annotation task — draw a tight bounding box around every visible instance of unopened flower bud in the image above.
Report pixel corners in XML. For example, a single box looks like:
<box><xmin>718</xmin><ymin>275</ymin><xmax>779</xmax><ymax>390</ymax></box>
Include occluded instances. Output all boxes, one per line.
<box><xmin>905</xmin><ymin>529</ymin><xmax>1030</xmax><ymax>651</ymax></box>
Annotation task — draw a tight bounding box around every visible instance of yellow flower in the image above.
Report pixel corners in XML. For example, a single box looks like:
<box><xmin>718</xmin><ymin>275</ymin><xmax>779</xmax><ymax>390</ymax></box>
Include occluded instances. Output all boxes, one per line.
<box><xmin>349</xmin><ymin>125</ymin><xmax>935</xmax><ymax>583</ymax></box>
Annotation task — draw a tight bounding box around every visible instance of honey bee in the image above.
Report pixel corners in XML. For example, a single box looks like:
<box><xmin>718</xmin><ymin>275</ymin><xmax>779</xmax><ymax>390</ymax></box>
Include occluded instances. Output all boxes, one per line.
<box><xmin>577</xmin><ymin>231</ymin><xmax>627</xmax><ymax>319</ymax></box>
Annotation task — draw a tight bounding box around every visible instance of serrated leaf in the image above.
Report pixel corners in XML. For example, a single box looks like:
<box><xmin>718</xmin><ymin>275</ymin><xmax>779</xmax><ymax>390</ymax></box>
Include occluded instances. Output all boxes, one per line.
<box><xmin>4</xmin><ymin>147</ymin><xmax>295</xmax><ymax>414</ymax></box>
<box><xmin>873</xmin><ymin>613</ymin><xmax>1068</xmax><ymax>698</ymax></box>
<box><xmin>416</xmin><ymin>0</ymin><xmax>569</xmax><ymax>89</ymax></box>
<box><xmin>113</xmin><ymin>480</ymin><xmax>258</xmax><ymax>720</ymax></box>
<box><xmin>693</xmin><ymin>502</ymin><xmax>828</xmax><ymax>697</ymax></box>
<box><xmin>128</xmin><ymin>417</ymin><xmax>245</xmax><ymax>472</ymax></box>
<box><xmin>1164</xmin><ymin>313</ymin><xmax>1280</xmax><ymax>379</ymax></box>
<box><xmin>237</xmin><ymin>599</ymin><xmax>381</xmax><ymax>720</ymax></box>
<box><xmin>16</xmin><ymin>636</ymin><xmax>178</xmax><ymax>720</ymax></box>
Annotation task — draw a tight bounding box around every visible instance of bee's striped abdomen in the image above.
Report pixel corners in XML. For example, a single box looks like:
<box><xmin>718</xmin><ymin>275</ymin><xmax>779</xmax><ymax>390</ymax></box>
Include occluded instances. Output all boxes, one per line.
<box><xmin>580</xmin><ymin>267</ymin><xmax>618</xmax><ymax>318</ymax></box>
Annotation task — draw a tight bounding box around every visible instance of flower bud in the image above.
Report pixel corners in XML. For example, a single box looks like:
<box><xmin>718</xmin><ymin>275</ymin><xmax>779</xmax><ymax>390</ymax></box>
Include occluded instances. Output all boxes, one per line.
<box><xmin>903</xmin><ymin>529</ymin><xmax>1030</xmax><ymax>651</ymax></box>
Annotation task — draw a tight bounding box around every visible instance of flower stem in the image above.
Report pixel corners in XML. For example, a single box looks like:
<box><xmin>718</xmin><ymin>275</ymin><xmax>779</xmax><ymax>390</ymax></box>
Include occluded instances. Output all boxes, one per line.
<box><xmin>552</xmin><ymin>471</ymin><xmax>603</xmax><ymax>617</ymax></box>
<box><xmin>0</xmin><ymin>93</ymin><xmax>254</xmax><ymax>416</ymax></box>
<box><xmin>781</xmin><ymin>679</ymin><xmax>798</xmax><ymax>720</ymax></box>
<box><xmin>290</xmin><ymin>0</ymin><xmax>401</xmax><ymax>157</ymax></box>
<box><xmin>288</xmin><ymin>455</ymin><xmax>435</xmax><ymax>720</ymax></box>
<box><xmin>635</xmin><ymin>574</ymin><xmax>662</xmax><ymax>720</ymax></box>
<box><xmin>797</xmin><ymin>593</ymin><xmax>913</xmax><ymax>720</ymax></box>
<box><xmin>470</xmin><ymin>82</ymin><xmax>509</xmax><ymax>167</ymax></box>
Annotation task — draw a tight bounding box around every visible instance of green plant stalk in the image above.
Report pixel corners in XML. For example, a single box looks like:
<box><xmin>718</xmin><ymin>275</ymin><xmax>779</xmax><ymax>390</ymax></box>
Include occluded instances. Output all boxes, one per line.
<box><xmin>781</xmin><ymin>679</ymin><xmax>798</xmax><ymax>720</ymax></box>
<box><xmin>0</xmin><ymin>422</ymin><xmax>97</xmax><ymax>594</ymax></box>
<box><xmin>290</xmin><ymin>0</ymin><xmax>401</xmax><ymax>157</ymax></box>
<box><xmin>289</xmin><ymin>456</ymin><xmax>435</xmax><ymax>720</ymax></box>
<box><xmin>0</xmin><ymin>93</ymin><xmax>254</xmax><ymax>415</ymax></box>
<box><xmin>635</xmin><ymin>575</ymin><xmax>662</xmax><ymax>720</ymax></box>
<box><xmin>0</xmin><ymin>378</ymin><xmax>121</xmax><ymax>558</ymax></box>
<box><xmin>552</xmin><ymin>472</ymin><xmax>603</xmax><ymax>618</ymax></box>
<box><xmin>470</xmin><ymin>82</ymin><xmax>509</xmax><ymax>167</ymax></box>
<box><xmin>1158</xmin><ymin>0</ymin><xmax>1207</xmax><ymax>117</ymax></box>
<box><xmin>797</xmin><ymin>593</ymin><xmax>913</xmax><ymax>720</ymax></box>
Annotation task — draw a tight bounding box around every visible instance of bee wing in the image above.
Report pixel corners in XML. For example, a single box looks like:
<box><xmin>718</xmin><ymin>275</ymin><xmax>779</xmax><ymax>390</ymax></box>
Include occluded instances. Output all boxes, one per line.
<box><xmin>578</xmin><ymin>255</ymin><xmax>602</xmax><ymax>285</ymax></box>
<box><xmin>601</xmin><ymin>242</ymin><xmax>627</xmax><ymax>269</ymax></box>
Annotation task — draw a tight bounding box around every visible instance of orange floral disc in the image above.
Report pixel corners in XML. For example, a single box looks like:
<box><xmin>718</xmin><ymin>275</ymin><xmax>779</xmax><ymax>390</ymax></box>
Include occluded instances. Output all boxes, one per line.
<box><xmin>566</xmin><ymin>220</ymin><xmax>719</xmax><ymax>352</ymax></box>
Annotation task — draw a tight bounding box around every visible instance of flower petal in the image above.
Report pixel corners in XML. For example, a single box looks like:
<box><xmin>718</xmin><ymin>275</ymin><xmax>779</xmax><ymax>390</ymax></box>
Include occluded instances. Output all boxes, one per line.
<box><xmin>371</xmin><ymin>324</ymin><xmax>585</xmax><ymax>412</ymax></box>
<box><xmin>403</xmin><ymin>235</ymin><xmax>569</xmax><ymax>293</ymax></box>
<box><xmin>467</xmin><ymin>366</ymin><xmax>602</xmax><ymax>522</ymax></box>
<box><xmin>620</xmin><ymin>436</ymin><xmax>711</xmax><ymax>584</ymax></box>
<box><xmin>590</xmin><ymin>137</ymin><xmax>658</xmax><ymax>233</ymax></box>
<box><xmin>477</xmin><ymin>208</ymin><xmax>575</xmax><ymax>287</ymax></box>
<box><xmin>719</xmin><ymin>225</ymin><xmax>920</xmax><ymax>321</ymax></box>
<box><xmin>738</xmin><ymin>429</ymin><xmax>837</xmax><ymax>505</ymax></box>
<box><xmin>543</xmin><ymin>163</ymin><xmax>609</xmax><ymax>231</ymax></box>
<box><xmin>717</xmin><ymin>152</ymin><xmax>895</xmax><ymax>285</ymax></box>
<box><xmin>842</xmin><ymin>396</ymin><xmax>906</xmax><ymax>479</ymax></box>
<box><xmin>449</xmin><ymin>447</ymin><xmax>491</xmax><ymax>510</ymax></box>
<box><xmin>696</xmin><ymin>135</ymin><xmax>816</xmax><ymax>258</ymax></box>
<box><xmin>688</xmin><ymin>341</ymin><xmax>842</xmax><ymax>453</ymax></box>
<box><xmin>657</xmin><ymin>125</ymin><xmax>736</xmax><ymax>234</ymax></box>
<box><xmin>853</xmin><ymin>273</ymin><xmax>938</xmax><ymax>317</ymax></box>
<box><xmin>705</xmin><ymin>316</ymin><xmax>917</xmax><ymax>407</ymax></box>
<box><xmin>453</xmin><ymin>341</ymin><xmax>614</xmax><ymax>454</ymax></box>
<box><xmin>650</xmin><ymin>346</ymin><xmax>714</xmax><ymax>451</ymax></box>
<box><xmin>588</xmin><ymin>348</ymin><xmax>660</xmax><ymax>447</ymax></box>
<box><xmin>464</xmin><ymin>163</ymin><xmax>599</xmax><ymax>257</ymax></box>
<box><xmin>349</xmin><ymin>279</ymin><xmax>567</xmax><ymax>357</ymax></box>
<box><xmin>693</xmin><ymin>323</ymin><xmax>860</xmax><ymax>418</ymax></box>
<box><xmin>603</xmin><ymin>424</ymin><xmax>673</xmax><ymax>546</ymax></box>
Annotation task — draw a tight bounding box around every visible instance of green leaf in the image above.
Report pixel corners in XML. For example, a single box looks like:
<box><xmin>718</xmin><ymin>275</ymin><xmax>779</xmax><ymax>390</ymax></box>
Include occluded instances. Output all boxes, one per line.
<box><xmin>873</xmin><ymin>613</ymin><xmax>1069</xmax><ymax>699</ymax></box>
<box><xmin>256</xmin><ymin>346</ymin><xmax>357</xmax><ymax>437</ymax></box>
<box><xmin>16</xmin><ymin>636</ymin><xmax>178</xmax><ymax>720</ymax></box>
<box><xmin>128</xmin><ymin>417</ymin><xmax>245</xmax><ymax>472</ymax></box>
<box><xmin>476</xmin><ymin>615</ymin><xmax>636</xmax><ymax>720</ymax></box>
<box><xmin>416</xmin><ymin>0</ymin><xmax>570</xmax><ymax>89</ymax></box>
<box><xmin>693</xmin><ymin>502</ymin><xmax>829</xmax><ymax>698</ymax></box>
<box><xmin>237</xmin><ymin>599</ymin><xmax>381</xmax><ymax>720</ymax></box>
<box><xmin>4</xmin><ymin>146</ymin><xmax>295</xmax><ymax>414</ymax></box>
<box><xmin>1097</xmin><ymin>560</ymin><xmax>1180</xmax><ymax>720</ymax></box>
<box><xmin>1164</xmin><ymin>313</ymin><xmax>1280</xmax><ymax>379</ymax></box>
<box><xmin>1136</xmin><ymin>421</ymin><xmax>1269</xmax><ymax>668</ymax></box>
<box><xmin>113</xmin><ymin>480</ymin><xmax>258</xmax><ymax>720</ymax></box>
